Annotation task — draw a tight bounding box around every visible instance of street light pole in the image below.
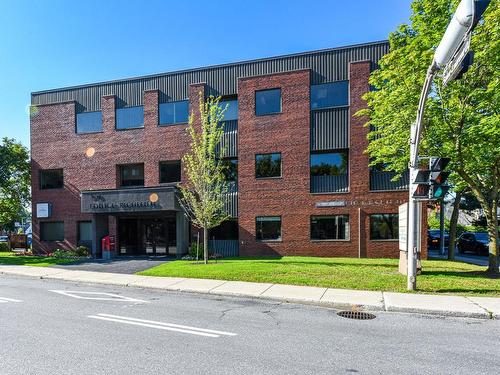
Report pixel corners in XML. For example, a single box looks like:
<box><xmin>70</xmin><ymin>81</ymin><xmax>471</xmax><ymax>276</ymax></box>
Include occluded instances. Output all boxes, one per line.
<box><xmin>406</xmin><ymin>0</ymin><xmax>488</xmax><ymax>290</ymax></box>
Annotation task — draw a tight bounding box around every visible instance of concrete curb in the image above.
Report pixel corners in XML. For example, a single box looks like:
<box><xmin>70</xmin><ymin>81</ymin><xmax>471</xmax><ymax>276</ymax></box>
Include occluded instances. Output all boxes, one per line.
<box><xmin>1</xmin><ymin>265</ymin><xmax>498</xmax><ymax>319</ymax></box>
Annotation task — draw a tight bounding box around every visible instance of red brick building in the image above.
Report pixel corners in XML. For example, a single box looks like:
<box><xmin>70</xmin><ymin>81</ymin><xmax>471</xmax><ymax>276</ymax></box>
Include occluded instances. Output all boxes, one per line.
<box><xmin>30</xmin><ymin>41</ymin><xmax>427</xmax><ymax>259</ymax></box>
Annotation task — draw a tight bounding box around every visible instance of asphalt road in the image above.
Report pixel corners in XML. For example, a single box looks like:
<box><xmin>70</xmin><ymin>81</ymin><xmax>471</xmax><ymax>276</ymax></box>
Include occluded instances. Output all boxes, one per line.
<box><xmin>1</xmin><ymin>275</ymin><xmax>498</xmax><ymax>375</ymax></box>
<box><xmin>51</xmin><ymin>256</ymin><xmax>171</xmax><ymax>274</ymax></box>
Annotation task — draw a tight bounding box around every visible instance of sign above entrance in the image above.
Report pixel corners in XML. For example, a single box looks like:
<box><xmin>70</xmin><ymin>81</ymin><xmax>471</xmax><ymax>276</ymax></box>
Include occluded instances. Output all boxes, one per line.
<box><xmin>81</xmin><ymin>186</ymin><xmax>180</xmax><ymax>214</ymax></box>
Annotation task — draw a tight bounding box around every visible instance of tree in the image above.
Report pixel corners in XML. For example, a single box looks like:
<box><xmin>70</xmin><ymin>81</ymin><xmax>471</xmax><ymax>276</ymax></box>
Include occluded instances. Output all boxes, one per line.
<box><xmin>358</xmin><ymin>0</ymin><xmax>499</xmax><ymax>273</ymax></box>
<box><xmin>0</xmin><ymin>138</ymin><xmax>30</xmax><ymax>231</ymax></box>
<box><xmin>178</xmin><ymin>93</ymin><xmax>230</xmax><ymax>264</ymax></box>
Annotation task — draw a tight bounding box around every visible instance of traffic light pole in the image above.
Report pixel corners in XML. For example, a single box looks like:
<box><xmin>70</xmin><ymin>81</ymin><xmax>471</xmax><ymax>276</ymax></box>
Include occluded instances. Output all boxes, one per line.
<box><xmin>408</xmin><ymin>64</ymin><xmax>438</xmax><ymax>290</ymax></box>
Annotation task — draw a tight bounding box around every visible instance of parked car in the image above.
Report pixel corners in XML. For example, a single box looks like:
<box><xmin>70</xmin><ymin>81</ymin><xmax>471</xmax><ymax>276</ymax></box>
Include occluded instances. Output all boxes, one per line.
<box><xmin>0</xmin><ymin>235</ymin><xmax>9</xmax><ymax>243</ymax></box>
<box><xmin>427</xmin><ymin>230</ymin><xmax>449</xmax><ymax>249</ymax></box>
<box><xmin>457</xmin><ymin>232</ymin><xmax>490</xmax><ymax>255</ymax></box>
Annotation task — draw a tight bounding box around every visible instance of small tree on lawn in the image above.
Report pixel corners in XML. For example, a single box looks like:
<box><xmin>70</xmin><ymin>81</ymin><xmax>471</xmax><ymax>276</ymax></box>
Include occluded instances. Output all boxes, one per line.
<box><xmin>178</xmin><ymin>93</ymin><xmax>230</xmax><ymax>264</ymax></box>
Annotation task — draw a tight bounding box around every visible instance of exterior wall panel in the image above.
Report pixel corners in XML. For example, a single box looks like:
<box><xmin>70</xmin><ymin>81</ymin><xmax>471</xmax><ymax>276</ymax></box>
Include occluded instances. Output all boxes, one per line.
<box><xmin>311</xmin><ymin>108</ymin><xmax>349</xmax><ymax>151</ymax></box>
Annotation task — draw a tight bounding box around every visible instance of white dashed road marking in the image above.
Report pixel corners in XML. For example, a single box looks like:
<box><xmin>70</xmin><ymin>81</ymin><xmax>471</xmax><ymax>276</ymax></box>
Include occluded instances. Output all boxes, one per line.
<box><xmin>0</xmin><ymin>297</ymin><xmax>22</xmax><ymax>303</ymax></box>
<box><xmin>49</xmin><ymin>290</ymin><xmax>149</xmax><ymax>303</ymax></box>
<box><xmin>87</xmin><ymin>313</ymin><xmax>238</xmax><ymax>338</ymax></box>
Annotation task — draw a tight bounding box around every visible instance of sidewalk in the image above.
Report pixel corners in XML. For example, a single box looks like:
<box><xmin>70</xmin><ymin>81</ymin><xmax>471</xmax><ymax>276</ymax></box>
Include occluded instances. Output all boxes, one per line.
<box><xmin>1</xmin><ymin>265</ymin><xmax>499</xmax><ymax>319</ymax></box>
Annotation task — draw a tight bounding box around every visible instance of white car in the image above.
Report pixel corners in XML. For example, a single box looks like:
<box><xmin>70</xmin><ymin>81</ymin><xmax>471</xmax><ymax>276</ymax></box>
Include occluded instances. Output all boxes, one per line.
<box><xmin>0</xmin><ymin>236</ymin><xmax>9</xmax><ymax>243</ymax></box>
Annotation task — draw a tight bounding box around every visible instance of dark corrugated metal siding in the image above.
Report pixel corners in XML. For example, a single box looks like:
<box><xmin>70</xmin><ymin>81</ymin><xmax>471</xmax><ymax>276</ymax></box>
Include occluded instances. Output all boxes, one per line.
<box><xmin>31</xmin><ymin>42</ymin><xmax>388</xmax><ymax>111</ymax></box>
<box><xmin>208</xmin><ymin>240</ymin><xmax>239</xmax><ymax>257</ymax></box>
<box><xmin>310</xmin><ymin>108</ymin><xmax>349</xmax><ymax>151</ymax></box>
<box><xmin>311</xmin><ymin>175</ymin><xmax>349</xmax><ymax>193</ymax></box>
<box><xmin>224</xmin><ymin>182</ymin><xmax>238</xmax><ymax>218</ymax></box>
<box><xmin>370</xmin><ymin>170</ymin><xmax>409</xmax><ymax>191</ymax></box>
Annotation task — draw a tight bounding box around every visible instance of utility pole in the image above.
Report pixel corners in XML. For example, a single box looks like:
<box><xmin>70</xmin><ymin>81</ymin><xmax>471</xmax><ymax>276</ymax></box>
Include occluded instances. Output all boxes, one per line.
<box><xmin>439</xmin><ymin>199</ymin><xmax>445</xmax><ymax>256</ymax></box>
<box><xmin>407</xmin><ymin>0</ymin><xmax>490</xmax><ymax>290</ymax></box>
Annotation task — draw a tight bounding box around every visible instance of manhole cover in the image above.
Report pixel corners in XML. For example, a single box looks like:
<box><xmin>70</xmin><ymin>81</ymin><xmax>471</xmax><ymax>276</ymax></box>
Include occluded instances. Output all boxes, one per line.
<box><xmin>337</xmin><ymin>311</ymin><xmax>376</xmax><ymax>320</ymax></box>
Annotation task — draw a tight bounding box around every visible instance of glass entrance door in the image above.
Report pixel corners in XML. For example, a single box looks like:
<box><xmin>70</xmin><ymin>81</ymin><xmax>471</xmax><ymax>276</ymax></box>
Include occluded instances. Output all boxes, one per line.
<box><xmin>142</xmin><ymin>219</ymin><xmax>168</xmax><ymax>255</ymax></box>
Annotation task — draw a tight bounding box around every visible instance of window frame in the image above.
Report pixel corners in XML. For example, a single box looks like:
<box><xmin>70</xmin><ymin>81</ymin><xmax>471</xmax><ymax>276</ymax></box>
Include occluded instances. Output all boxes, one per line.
<box><xmin>158</xmin><ymin>100</ymin><xmax>189</xmax><ymax>126</ymax></box>
<box><xmin>255</xmin><ymin>216</ymin><xmax>282</xmax><ymax>242</ymax></box>
<box><xmin>118</xmin><ymin>163</ymin><xmax>145</xmax><ymax>188</ymax></box>
<box><xmin>115</xmin><ymin>105</ymin><xmax>144</xmax><ymax>130</ymax></box>
<box><xmin>40</xmin><ymin>221</ymin><xmax>65</xmax><ymax>242</ymax></box>
<box><xmin>255</xmin><ymin>152</ymin><xmax>282</xmax><ymax>179</ymax></box>
<box><xmin>310</xmin><ymin>215</ymin><xmax>350</xmax><ymax>242</ymax></box>
<box><xmin>255</xmin><ymin>88</ymin><xmax>282</xmax><ymax>116</ymax></box>
<box><xmin>310</xmin><ymin>80</ymin><xmax>349</xmax><ymax>111</ymax></box>
<box><xmin>76</xmin><ymin>111</ymin><xmax>103</xmax><ymax>134</ymax></box>
<box><xmin>369</xmin><ymin>213</ymin><xmax>399</xmax><ymax>241</ymax></box>
<box><xmin>39</xmin><ymin>168</ymin><xmax>64</xmax><ymax>190</ymax></box>
<box><xmin>159</xmin><ymin>160</ymin><xmax>182</xmax><ymax>184</ymax></box>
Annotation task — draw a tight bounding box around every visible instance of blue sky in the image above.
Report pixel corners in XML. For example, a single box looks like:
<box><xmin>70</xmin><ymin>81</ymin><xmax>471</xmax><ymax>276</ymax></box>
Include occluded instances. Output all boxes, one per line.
<box><xmin>0</xmin><ymin>0</ymin><xmax>412</xmax><ymax>148</ymax></box>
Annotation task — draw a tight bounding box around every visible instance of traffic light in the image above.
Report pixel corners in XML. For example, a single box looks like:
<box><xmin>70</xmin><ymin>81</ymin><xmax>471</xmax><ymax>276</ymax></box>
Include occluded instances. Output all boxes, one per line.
<box><xmin>428</xmin><ymin>157</ymin><xmax>451</xmax><ymax>200</ymax></box>
<box><xmin>411</xmin><ymin>169</ymin><xmax>431</xmax><ymax>200</ymax></box>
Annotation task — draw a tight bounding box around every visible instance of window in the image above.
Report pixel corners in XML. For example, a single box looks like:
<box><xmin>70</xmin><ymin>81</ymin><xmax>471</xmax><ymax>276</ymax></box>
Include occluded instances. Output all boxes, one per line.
<box><xmin>78</xmin><ymin>221</ymin><xmax>92</xmax><ymax>247</ymax></box>
<box><xmin>116</xmin><ymin>106</ymin><xmax>144</xmax><ymax>129</ymax></box>
<box><xmin>119</xmin><ymin>163</ymin><xmax>144</xmax><ymax>187</ymax></box>
<box><xmin>370</xmin><ymin>214</ymin><xmax>399</xmax><ymax>240</ymax></box>
<box><xmin>210</xmin><ymin>219</ymin><xmax>239</xmax><ymax>240</ymax></box>
<box><xmin>159</xmin><ymin>160</ymin><xmax>181</xmax><ymax>183</ymax></box>
<box><xmin>310</xmin><ymin>81</ymin><xmax>349</xmax><ymax>110</ymax></box>
<box><xmin>40</xmin><ymin>222</ymin><xmax>64</xmax><ymax>241</ymax></box>
<box><xmin>311</xmin><ymin>215</ymin><xmax>349</xmax><ymax>240</ymax></box>
<box><xmin>159</xmin><ymin>100</ymin><xmax>189</xmax><ymax>125</ymax></box>
<box><xmin>219</xmin><ymin>100</ymin><xmax>238</xmax><ymax>121</ymax></box>
<box><xmin>222</xmin><ymin>158</ymin><xmax>238</xmax><ymax>182</ymax></box>
<box><xmin>255</xmin><ymin>153</ymin><xmax>281</xmax><ymax>178</ymax></box>
<box><xmin>255</xmin><ymin>88</ymin><xmax>281</xmax><ymax>116</ymax></box>
<box><xmin>76</xmin><ymin>111</ymin><xmax>102</xmax><ymax>133</ymax></box>
<box><xmin>40</xmin><ymin>169</ymin><xmax>63</xmax><ymax>190</ymax></box>
<box><xmin>256</xmin><ymin>216</ymin><xmax>281</xmax><ymax>241</ymax></box>
<box><xmin>310</xmin><ymin>152</ymin><xmax>348</xmax><ymax>176</ymax></box>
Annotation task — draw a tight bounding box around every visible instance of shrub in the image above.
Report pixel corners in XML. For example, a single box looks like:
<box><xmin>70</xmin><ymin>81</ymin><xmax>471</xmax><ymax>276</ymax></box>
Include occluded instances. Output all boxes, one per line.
<box><xmin>189</xmin><ymin>243</ymin><xmax>204</xmax><ymax>259</ymax></box>
<box><xmin>0</xmin><ymin>242</ymin><xmax>10</xmax><ymax>252</ymax></box>
<box><xmin>75</xmin><ymin>245</ymin><xmax>90</xmax><ymax>257</ymax></box>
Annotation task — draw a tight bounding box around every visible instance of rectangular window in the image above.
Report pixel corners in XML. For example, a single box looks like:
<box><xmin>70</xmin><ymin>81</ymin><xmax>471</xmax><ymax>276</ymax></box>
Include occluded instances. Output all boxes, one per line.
<box><xmin>222</xmin><ymin>158</ymin><xmax>238</xmax><ymax>182</ymax></box>
<box><xmin>116</xmin><ymin>106</ymin><xmax>144</xmax><ymax>130</ymax></box>
<box><xmin>310</xmin><ymin>151</ymin><xmax>348</xmax><ymax>193</ymax></box>
<box><xmin>78</xmin><ymin>221</ymin><xmax>92</xmax><ymax>242</ymax></box>
<box><xmin>159</xmin><ymin>100</ymin><xmax>189</xmax><ymax>125</ymax></box>
<box><xmin>255</xmin><ymin>88</ymin><xmax>281</xmax><ymax>116</ymax></box>
<box><xmin>311</xmin><ymin>215</ymin><xmax>349</xmax><ymax>240</ymax></box>
<box><xmin>370</xmin><ymin>214</ymin><xmax>399</xmax><ymax>240</ymax></box>
<box><xmin>256</xmin><ymin>216</ymin><xmax>281</xmax><ymax>241</ymax></box>
<box><xmin>40</xmin><ymin>222</ymin><xmax>64</xmax><ymax>241</ymax></box>
<box><xmin>119</xmin><ymin>163</ymin><xmax>144</xmax><ymax>187</ymax></box>
<box><xmin>40</xmin><ymin>169</ymin><xmax>63</xmax><ymax>190</ymax></box>
<box><xmin>76</xmin><ymin>111</ymin><xmax>102</xmax><ymax>133</ymax></box>
<box><xmin>219</xmin><ymin>99</ymin><xmax>238</xmax><ymax>121</ymax></box>
<box><xmin>310</xmin><ymin>81</ymin><xmax>349</xmax><ymax>110</ymax></box>
<box><xmin>255</xmin><ymin>153</ymin><xmax>281</xmax><ymax>178</ymax></box>
<box><xmin>159</xmin><ymin>160</ymin><xmax>181</xmax><ymax>184</ymax></box>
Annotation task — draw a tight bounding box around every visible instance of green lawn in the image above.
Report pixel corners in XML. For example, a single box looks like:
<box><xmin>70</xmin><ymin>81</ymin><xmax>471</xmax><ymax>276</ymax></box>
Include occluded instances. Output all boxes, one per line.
<box><xmin>0</xmin><ymin>252</ymin><xmax>77</xmax><ymax>267</ymax></box>
<box><xmin>138</xmin><ymin>256</ymin><xmax>500</xmax><ymax>297</ymax></box>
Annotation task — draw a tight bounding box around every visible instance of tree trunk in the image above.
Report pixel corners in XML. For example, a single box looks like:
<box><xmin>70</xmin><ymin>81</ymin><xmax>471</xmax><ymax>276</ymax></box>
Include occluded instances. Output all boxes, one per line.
<box><xmin>485</xmin><ymin>201</ymin><xmax>499</xmax><ymax>274</ymax></box>
<box><xmin>203</xmin><ymin>227</ymin><xmax>208</xmax><ymax>265</ymax></box>
<box><xmin>448</xmin><ymin>191</ymin><xmax>463</xmax><ymax>261</ymax></box>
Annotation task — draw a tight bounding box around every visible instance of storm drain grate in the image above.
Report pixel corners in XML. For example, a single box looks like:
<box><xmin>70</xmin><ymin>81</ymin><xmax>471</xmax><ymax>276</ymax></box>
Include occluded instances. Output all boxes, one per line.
<box><xmin>337</xmin><ymin>311</ymin><xmax>376</xmax><ymax>320</ymax></box>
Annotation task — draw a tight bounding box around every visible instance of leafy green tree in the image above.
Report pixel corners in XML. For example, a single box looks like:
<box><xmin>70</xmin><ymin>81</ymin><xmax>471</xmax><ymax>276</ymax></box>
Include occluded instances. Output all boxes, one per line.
<box><xmin>0</xmin><ymin>138</ymin><xmax>30</xmax><ymax>231</ymax></box>
<box><xmin>178</xmin><ymin>93</ymin><xmax>230</xmax><ymax>264</ymax></box>
<box><xmin>358</xmin><ymin>0</ymin><xmax>499</xmax><ymax>272</ymax></box>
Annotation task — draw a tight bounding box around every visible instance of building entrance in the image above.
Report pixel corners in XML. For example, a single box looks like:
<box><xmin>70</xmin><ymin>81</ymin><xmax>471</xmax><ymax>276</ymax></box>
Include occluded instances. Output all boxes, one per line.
<box><xmin>118</xmin><ymin>217</ymin><xmax>176</xmax><ymax>256</ymax></box>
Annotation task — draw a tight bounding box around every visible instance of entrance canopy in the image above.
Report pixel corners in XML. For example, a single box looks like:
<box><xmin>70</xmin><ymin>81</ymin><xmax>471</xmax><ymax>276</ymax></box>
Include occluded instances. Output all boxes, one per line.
<box><xmin>81</xmin><ymin>186</ymin><xmax>181</xmax><ymax>214</ymax></box>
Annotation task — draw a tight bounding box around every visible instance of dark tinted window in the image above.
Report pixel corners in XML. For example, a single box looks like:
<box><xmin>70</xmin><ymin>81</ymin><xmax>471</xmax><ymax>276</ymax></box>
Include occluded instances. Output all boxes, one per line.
<box><xmin>311</xmin><ymin>215</ymin><xmax>349</xmax><ymax>240</ymax></box>
<box><xmin>40</xmin><ymin>222</ymin><xmax>64</xmax><ymax>241</ymax></box>
<box><xmin>76</xmin><ymin>111</ymin><xmax>102</xmax><ymax>133</ymax></box>
<box><xmin>222</xmin><ymin>158</ymin><xmax>238</xmax><ymax>182</ymax></box>
<box><xmin>255</xmin><ymin>89</ymin><xmax>281</xmax><ymax>116</ymax></box>
<box><xmin>256</xmin><ymin>216</ymin><xmax>281</xmax><ymax>241</ymax></box>
<box><xmin>256</xmin><ymin>153</ymin><xmax>281</xmax><ymax>178</ymax></box>
<box><xmin>159</xmin><ymin>161</ymin><xmax>181</xmax><ymax>183</ymax></box>
<box><xmin>370</xmin><ymin>214</ymin><xmax>399</xmax><ymax>240</ymax></box>
<box><xmin>210</xmin><ymin>220</ymin><xmax>239</xmax><ymax>240</ymax></box>
<box><xmin>310</xmin><ymin>81</ymin><xmax>349</xmax><ymax>110</ymax></box>
<box><xmin>40</xmin><ymin>169</ymin><xmax>63</xmax><ymax>189</ymax></box>
<box><xmin>219</xmin><ymin>100</ymin><xmax>238</xmax><ymax>121</ymax></box>
<box><xmin>159</xmin><ymin>100</ymin><xmax>189</xmax><ymax>125</ymax></box>
<box><xmin>78</xmin><ymin>221</ymin><xmax>92</xmax><ymax>242</ymax></box>
<box><xmin>310</xmin><ymin>152</ymin><xmax>348</xmax><ymax>176</ymax></box>
<box><xmin>116</xmin><ymin>106</ymin><xmax>144</xmax><ymax>129</ymax></box>
<box><xmin>119</xmin><ymin>164</ymin><xmax>144</xmax><ymax>187</ymax></box>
